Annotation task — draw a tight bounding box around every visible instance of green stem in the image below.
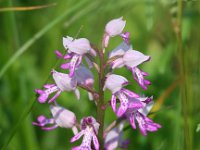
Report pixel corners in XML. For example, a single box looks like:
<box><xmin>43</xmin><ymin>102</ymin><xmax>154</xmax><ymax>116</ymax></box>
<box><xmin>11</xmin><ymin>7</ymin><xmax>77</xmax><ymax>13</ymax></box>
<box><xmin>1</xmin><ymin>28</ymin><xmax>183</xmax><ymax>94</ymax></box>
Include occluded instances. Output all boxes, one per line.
<box><xmin>8</xmin><ymin>0</ymin><xmax>20</xmax><ymax>49</ymax></box>
<box><xmin>97</xmin><ymin>49</ymin><xmax>106</xmax><ymax>149</ymax></box>
<box><xmin>177</xmin><ymin>0</ymin><xmax>192</xmax><ymax>149</ymax></box>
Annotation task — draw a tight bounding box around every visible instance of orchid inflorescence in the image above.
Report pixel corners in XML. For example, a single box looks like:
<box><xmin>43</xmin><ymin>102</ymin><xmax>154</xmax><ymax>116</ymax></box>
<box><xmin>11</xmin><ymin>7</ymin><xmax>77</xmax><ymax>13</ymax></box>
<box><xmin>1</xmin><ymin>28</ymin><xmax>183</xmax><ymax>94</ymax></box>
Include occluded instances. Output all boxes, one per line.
<box><xmin>33</xmin><ymin>17</ymin><xmax>161</xmax><ymax>150</ymax></box>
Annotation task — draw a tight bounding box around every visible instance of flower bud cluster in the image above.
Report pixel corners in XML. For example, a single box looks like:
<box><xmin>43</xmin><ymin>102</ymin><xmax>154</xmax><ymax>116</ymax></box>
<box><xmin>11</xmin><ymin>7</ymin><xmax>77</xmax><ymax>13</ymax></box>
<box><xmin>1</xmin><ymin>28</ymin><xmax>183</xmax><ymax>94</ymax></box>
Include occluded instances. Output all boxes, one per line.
<box><xmin>33</xmin><ymin>17</ymin><xmax>161</xmax><ymax>150</ymax></box>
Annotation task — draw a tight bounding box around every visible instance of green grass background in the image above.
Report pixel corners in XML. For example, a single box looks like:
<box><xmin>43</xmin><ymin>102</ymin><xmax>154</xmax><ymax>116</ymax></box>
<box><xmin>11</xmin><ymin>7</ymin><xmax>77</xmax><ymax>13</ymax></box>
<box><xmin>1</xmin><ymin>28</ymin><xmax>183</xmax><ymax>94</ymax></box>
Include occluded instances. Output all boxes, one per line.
<box><xmin>0</xmin><ymin>0</ymin><xmax>199</xmax><ymax>149</ymax></box>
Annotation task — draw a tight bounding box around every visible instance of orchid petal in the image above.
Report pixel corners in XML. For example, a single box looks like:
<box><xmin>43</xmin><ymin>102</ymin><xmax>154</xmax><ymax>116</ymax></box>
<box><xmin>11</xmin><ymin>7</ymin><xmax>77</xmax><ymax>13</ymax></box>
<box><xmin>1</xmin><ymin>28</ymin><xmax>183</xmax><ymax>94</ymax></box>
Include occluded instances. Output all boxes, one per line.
<box><xmin>111</xmin><ymin>95</ymin><xmax>117</xmax><ymax>112</ymax></box>
<box><xmin>71</xmin><ymin>130</ymin><xmax>84</xmax><ymax>142</ymax></box>
<box><xmin>92</xmin><ymin>134</ymin><xmax>99</xmax><ymax>150</ymax></box>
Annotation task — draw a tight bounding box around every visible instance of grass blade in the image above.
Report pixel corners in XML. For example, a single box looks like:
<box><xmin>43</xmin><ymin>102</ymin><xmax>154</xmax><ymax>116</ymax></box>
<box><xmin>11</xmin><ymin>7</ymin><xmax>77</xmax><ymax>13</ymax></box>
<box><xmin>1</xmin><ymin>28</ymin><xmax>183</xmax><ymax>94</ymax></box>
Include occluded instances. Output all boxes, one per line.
<box><xmin>1</xmin><ymin>1</ymin><xmax>101</xmax><ymax>149</ymax></box>
<box><xmin>0</xmin><ymin>0</ymin><xmax>89</xmax><ymax>79</ymax></box>
<box><xmin>0</xmin><ymin>3</ymin><xmax>56</xmax><ymax>12</ymax></box>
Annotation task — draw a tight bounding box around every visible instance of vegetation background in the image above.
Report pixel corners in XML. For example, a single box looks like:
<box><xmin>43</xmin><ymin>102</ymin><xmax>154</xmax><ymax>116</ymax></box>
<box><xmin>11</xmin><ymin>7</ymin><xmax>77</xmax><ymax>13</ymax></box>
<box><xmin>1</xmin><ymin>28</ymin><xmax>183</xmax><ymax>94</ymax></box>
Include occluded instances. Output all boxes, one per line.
<box><xmin>0</xmin><ymin>0</ymin><xmax>199</xmax><ymax>149</ymax></box>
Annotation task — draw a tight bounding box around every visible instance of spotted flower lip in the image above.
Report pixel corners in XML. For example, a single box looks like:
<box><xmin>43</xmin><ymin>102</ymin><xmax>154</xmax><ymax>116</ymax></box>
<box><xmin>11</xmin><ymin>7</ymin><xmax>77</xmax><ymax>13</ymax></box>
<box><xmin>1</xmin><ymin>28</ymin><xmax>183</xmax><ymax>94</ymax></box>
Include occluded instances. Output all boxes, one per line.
<box><xmin>32</xmin><ymin>105</ymin><xmax>76</xmax><ymax>130</ymax></box>
<box><xmin>104</xmin><ymin>74</ymin><xmax>139</xmax><ymax>117</ymax></box>
<box><xmin>35</xmin><ymin>70</ymin><xmax>79</xmax><ymax>103</ymax></box>
<box><xmin>132</xmin><ymin>67</ymin><xmax>151</xmax><ymax>90</ymax></box>
<box><xmin>125</xmin><ymin>98</ymin><xmax>161</xmax><ymax>136</ymax></box>
<box><xmin>71</xmin><ymin>116</ymin><xmax>100</xmax><ymax>150</ymax></box>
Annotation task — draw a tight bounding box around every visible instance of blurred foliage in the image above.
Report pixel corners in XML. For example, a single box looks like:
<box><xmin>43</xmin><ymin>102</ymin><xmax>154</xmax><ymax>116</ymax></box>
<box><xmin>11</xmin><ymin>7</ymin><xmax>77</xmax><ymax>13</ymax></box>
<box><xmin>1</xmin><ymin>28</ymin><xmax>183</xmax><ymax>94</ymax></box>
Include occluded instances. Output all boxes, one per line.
<box><xmin>0</xmin><ymin>0</ymin><xmax>199</xmax><ymax>150</ymax></box>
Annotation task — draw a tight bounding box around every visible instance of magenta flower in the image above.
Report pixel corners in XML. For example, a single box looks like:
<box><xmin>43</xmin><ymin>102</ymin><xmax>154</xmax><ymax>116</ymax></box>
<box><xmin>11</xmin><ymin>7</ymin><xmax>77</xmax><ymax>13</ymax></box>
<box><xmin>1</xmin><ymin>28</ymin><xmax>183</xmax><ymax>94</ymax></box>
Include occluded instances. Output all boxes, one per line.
<box><xmin>104</xmin><ymin>74</ymin><xmax>139</xmax><ymax>117</ymax></box>
<box><xmin>105</xmin><ymin>121</ymin><xmax>129</xmax><ymax>150</ymax></box>
<box><xmin>109</xmin><ymin>45</ymin><xmax>151</xmax><ymax>90</ymax></box>
<box><xmin>32</xmin><ymin>105</ymin><xmax>76</xmax><ymax>130</ymax></box>
<box><xmin>62</xmin><ymin>36</ymin><xmax>92</xmax><ymax>77</ymax></box>
<box><xmin>35</xmin><ymin>70</ymin><xmax>79</xmax><ymax>103</ymax></box>
<box><xmin>71</xmin><ymin>116</ymin><xmax>99</xmax><ymax>150</ymax></box>
<box><xmin>125</xmin><ymin>97</ymin><xmax>161</xmax><ymax>136</ymax></box>
<box><xmin>123</xmin><ymin>50</ymin><xmax>151</xmax><ymax>89</ymax></box>
<box><xmin>103</xmin><ymin>17</ymin><xmax>126</xmax><ymax>47</ymax></box>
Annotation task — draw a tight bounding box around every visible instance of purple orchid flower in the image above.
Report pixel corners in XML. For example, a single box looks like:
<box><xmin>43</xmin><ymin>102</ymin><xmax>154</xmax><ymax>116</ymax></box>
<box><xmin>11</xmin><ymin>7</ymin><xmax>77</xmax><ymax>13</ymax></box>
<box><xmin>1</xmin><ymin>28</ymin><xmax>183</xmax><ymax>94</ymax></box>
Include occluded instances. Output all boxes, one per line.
<box><xmin>104</xmin><ymin>74</ymin><xmax>139</xmax><ymax>117</ymax></box>
<box><xmin>103</xmin><ymin>17</ymin><xmax>127</xmax><ymax>47</ymax></box>
<box><xmin>71</xmin><ymin>116</ymin><xmax>100</xmax><ymax>150</ymax></box>
<box><xmin>32</xmin><ymin>105</ymin><xmax>77</xmax><ymax>130</ymax></box>
<box><xmin>123</xmin><ymin>50</ymin><xmax>151</xmax><ymax>90</ymax></box>
<box><xmin>125</xmin><ymin>97</ymin><xmax>161</xmax><ymax>136</ymax></box>
<box><xmin>61</xmin><ymin>36</ymin><xmax>93</xmax><ymax>77</ymax></box>
<box><xmin>109</xmin><ymin>43</ymin><xmax>151</xmax><ymax>90</ymax></box>
<box><xmin>35</xmin><ymin>70</ymin><xmax>79</xmax><ymax>103</ymax></box>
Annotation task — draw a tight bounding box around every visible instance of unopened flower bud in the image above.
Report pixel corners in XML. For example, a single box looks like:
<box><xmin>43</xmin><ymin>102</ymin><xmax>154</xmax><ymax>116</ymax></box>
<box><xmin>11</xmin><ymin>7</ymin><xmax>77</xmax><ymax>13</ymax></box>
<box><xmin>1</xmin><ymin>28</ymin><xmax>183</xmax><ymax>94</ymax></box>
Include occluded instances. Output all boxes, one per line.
<box><xmin>105</xmin><ymin>17</ymin><xmax>126</xmax><ymax>37</ymax></box>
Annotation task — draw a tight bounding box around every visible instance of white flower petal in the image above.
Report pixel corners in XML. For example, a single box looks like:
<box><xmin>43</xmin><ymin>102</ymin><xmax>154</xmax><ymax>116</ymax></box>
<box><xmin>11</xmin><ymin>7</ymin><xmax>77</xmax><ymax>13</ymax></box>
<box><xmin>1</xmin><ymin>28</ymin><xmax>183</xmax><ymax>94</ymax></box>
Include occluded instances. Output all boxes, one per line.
<box><xmin>105</xmin><ymin>17</ymin><xmax>126</xmax><ymax>36</ymax></box>
<box><xmin>52</xmin><ymin>70</ymin><xmax>77</xmax><ymax>91</ymax></box>
<box><xmin>104</xmin><ymin>74</ymin><xmax>128</xmax><ymax>93</ymax></box>
<box><xmin>123</xmin><ymin>50</ymin><xmax>150</xmax><ymax>68</ymax></box>
<box><xmin>68</xmin><ymin>38</ymin><xmax>91</xmax><ymax>55</ymax></box>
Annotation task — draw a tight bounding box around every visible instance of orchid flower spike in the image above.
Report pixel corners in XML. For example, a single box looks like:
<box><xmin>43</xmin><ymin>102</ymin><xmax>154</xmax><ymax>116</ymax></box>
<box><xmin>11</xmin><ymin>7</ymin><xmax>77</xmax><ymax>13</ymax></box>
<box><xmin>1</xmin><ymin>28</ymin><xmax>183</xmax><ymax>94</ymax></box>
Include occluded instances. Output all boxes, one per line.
<box><xmin>62</xmin><ymin>36</ymin><xmax>92</xmax><ymax>77</ymax></box>
<box><xmin>103</xmin><ymin>17</ymin><xmax>126</xmax><ymax>47</ymax></box>
<box><xmin>71</xmin><ymin>116</ymin><xmax>100</xmax><ymax>150</ymax></box>
<box><xmin>105</xmin><ymin>121</ymin><xmax>129</xmax><ymax>150</ymax></box>
<box><xmin>125</xmin><ymin>97</ymin><xmax>161</xmax><ymax>136</ymax></box>
<box><xmin>32</xmin><ymin>105</ymin><xmax>77</xmax><ymax>131</ymax></box>
<box><xmin>104</xmin><ymin>74</ymin><xmax>139</xmax><ymax>117</ymax></box>
<box><xmin>35</xmin><ymin>70</ymin><xmax>80</xmax><ymax>103</ymax></box>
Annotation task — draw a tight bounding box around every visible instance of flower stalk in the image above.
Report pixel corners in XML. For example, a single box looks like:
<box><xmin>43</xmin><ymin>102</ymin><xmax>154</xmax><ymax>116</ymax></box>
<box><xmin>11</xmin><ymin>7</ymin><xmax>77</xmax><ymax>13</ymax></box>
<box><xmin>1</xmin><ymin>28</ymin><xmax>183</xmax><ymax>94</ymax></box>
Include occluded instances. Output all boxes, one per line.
<box><xmin>96</xmin><ymin>47</ymin><xmax>106</xmax><ymax>149</ymax></box>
